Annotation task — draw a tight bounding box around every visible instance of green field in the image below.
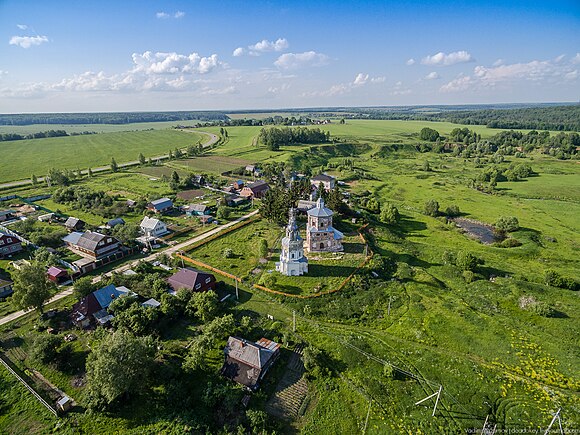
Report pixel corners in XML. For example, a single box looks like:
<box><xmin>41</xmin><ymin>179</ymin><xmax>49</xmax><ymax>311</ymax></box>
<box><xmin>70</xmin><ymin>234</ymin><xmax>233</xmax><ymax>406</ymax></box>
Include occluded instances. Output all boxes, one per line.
<box><xmin>0</xmin><ymin>120</ymin><xmax>206</xmax><ymax>135</ymax></box>
<box><xmin>0</xmin><ymin>129</ymin><xmax>205</xmax><ymax>183</ymax></box>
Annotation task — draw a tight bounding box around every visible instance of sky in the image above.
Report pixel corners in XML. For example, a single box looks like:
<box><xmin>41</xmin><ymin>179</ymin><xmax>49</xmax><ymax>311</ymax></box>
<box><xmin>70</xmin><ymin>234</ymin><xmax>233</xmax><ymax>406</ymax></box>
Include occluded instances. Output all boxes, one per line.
<box><xmin>0</xmin><ymin>0</ymin><xmax>579</xmax><ymax>113</ymax></box>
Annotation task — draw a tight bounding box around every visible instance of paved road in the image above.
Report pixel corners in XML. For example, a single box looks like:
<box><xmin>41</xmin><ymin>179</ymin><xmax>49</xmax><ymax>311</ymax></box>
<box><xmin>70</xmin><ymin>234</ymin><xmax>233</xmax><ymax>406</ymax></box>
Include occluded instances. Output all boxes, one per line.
<box><xmin>0</xmin><ymin>131</ymin><xmax>219</xmax><ymax>190</ymax></box>
<box><xmin>0</xmin><ymin>208</ymin><xmax>258</xmax><ymax>327</ymax></box>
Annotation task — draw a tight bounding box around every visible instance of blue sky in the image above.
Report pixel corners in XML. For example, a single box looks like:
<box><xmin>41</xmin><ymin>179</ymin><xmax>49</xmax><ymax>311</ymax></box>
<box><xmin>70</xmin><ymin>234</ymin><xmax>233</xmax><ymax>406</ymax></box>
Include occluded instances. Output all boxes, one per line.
<box><xmin>1</xmin><ymin>0</ymin><xmax>578</xmax><ymax>112</ymax></box>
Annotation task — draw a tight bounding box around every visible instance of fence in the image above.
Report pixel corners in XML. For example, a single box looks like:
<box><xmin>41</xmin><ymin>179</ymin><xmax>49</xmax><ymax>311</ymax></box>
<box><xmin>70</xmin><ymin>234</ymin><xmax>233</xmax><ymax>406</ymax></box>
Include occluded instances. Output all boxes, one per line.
<box><xmin>177</xmin><ymin>254</ymin><xmax>241</xmax><ymax>282</ymax></box>
<box><xmin>0</xmin><ymin>353</ymin><xmax>58</xmax><ymax>417</ymax></box>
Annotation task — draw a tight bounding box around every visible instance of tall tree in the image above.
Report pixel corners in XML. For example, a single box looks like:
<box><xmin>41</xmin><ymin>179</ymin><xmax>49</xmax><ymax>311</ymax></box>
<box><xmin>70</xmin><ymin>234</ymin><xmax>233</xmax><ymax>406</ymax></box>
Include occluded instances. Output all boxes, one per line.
<box><xmin>138</xmin><ymin>153</ymin><xmax>146</xmax><ymax>165</ymax></box>
<box><xmin>111</xmin><ymin>157</ymin><xmax>118</xmax><ymax>173</ymax></box>
<box><xmin>11</xmin><ymin>262</ymin><xmax>55</xmax><ymax>314</ymax></box>
<box><xmin>31</xmin><ymin>174</ymin><xmax>38</xmax><ymax>185</ymax></box>
<box><xmin>85</xmin><ymin>330</ymin><xmax>156</xmax><ymax>410</ymax></box>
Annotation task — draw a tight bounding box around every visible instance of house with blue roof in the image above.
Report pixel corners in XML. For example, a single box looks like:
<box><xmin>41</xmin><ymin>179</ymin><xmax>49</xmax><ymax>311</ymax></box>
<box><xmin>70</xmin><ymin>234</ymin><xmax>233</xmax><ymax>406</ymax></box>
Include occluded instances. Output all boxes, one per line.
<box><xmin>71</xmin><ymin>284</ymin><xmax>136</xmax><ymax>328</ymax></box>
<box><xmin>147</xmin><ymin>197</ymin><xmax>174</xmax><ymax>214</ymax></box>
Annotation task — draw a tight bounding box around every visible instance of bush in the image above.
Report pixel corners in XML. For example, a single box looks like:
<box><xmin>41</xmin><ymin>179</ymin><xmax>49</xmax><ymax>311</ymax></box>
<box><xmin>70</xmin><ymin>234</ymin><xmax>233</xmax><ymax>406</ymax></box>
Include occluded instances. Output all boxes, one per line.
<box><xmin>456</xmin><ymin>251</ymin><xmax>482</xmax><ymax>271</ymax></box>
<box><xmin>544</xmin><ymin>270</ymin><xmax>579</xmax><ymax>290</ymax></box>
<box><xmin>222</xmin><ymin>248</ymin><xmax>234</xmax><ymax>259</ymax></box>
<box><xmin>496</xmin><ymin>238</ymin><xmax>522</xmax><ymax>248</ymax></box>
<box><xmin>462</xmin><ymin>270</ymin><xmax>475</xmax><ymax>283</ymax></box>
<box><xmin>495</xmin><ymin>216</ymin><xmax>520</xmax><ymax>233</ymax></box>
<box><xmin>380</xmin><ymin>203</ymin><xmax>399</xmax><ymax>225</ymax></box>
<box><xmin>445</xmin><ymin>205</ymin><xmax>460</xmax><ymax>217</ymax></box>
<box><xmin>424</xmin><ymin>199</ymin><xmax>439</xmax><ymax>217</ymax></box>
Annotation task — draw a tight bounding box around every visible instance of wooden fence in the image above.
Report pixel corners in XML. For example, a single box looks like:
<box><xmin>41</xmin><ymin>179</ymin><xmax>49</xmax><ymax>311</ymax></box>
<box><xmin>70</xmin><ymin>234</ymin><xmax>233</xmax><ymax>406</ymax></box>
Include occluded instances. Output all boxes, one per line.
<box><xmin>176</xmin><ymin>254</ymin><xmax>241</xmax><ymax>282</ymax></box>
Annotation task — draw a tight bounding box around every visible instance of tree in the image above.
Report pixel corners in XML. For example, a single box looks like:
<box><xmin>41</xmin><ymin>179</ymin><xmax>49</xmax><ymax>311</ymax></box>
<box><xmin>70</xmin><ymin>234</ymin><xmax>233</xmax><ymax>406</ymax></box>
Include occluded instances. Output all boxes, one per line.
<box><xmin>380</xmin><ymin>203</ymin><xmax>400</xmax><ymax>225</ymax></box>
<box><xmin>422</xmin><ymin>160</ymin><xmax>431</xmax><ymax>172</ymax></box>
<box><xmin>419</xmin><ymin>127</ymin><xmax>440</xmax><ymax>142</ymax></box>
<box><xmin>88</xmin><ymin>167</ymin><xmax>93</xmax><ymax>177</ymax></box>
<box><xmin>495</xmin><ymin>216</ymin><xmax>519</xmax><ymax>233</ymax></box>
<box><xmin>11</xmin><ymin>262</ymin><xmax>55</xmax><ymax>314</ymax></box>
<box><xmin>445</xmin><ymin>204</ymin><xmax>460</xmax><ymax>217</ymax></box>
<box><xmin>109</xmin><ymin>298</ymin><xmax>159</xmax><ymax>336</ymax></box>
<box><xmin>73</xmin><ymin>276</ymin><xmax>97</xmax><ymax>299</ymax></box>
<box><xmin>260</xmin><ymin>274</ymin><xmax>277</xmax><ymax>289</ymax></box>
<box><xmin>138</xmin><ymin>153</ymin><xmax>146</xmax><ymax>165</ymax></box>
<box><xmin>326</xmin><ymin>185</ymin><xmax>345</xmax><ymax>214</ymax></box>
<box><xmin>29</xmin><ymin>334</ymin><xmax>61</xmax><ymax>365</ymax></box>
<box><xmin>85</xmin><ymin>330</ymin><xmax>156</xmax><ymax>410</ymax></box>
<box><xmin>222</xmin><ymin>248</ymin><xmax>234</xmax><ymax>258</ymax></box>
<box><xmin>216</xmin><ymin>206</ymin><xmax>231</xmax><ymax>220</ymax></box>
<box><xmin>424</xmin><ymin>199</ymin><xmax>439</xmax><ymax>217</ymax></box>
<box><xmin>110</xmin><ymin>157</ymin><xmax>118</xmax><ymax>173</ymax></box>
<box><xmin>187</xmin><ymin>290</ymin><xmax>219</xmax><ymax>322</ymax></box>
<box><xmin>168</xmin><ymin>149</ymin><xmax>174</xmax><ymax>160</ymax></box>
<box><xmin>111</xmin><ymin>223</ymin><xmax>140</xmax><ymax>245</ymax></box>
<box><xmin>31</xmin><ymin>174</ymin><xmax>38</xmax><ymax>185</ymax></box>
<box><xmin>455</xmin><ymin>251</ymin><xmax>482</xmax><ymax>271</ymax></box>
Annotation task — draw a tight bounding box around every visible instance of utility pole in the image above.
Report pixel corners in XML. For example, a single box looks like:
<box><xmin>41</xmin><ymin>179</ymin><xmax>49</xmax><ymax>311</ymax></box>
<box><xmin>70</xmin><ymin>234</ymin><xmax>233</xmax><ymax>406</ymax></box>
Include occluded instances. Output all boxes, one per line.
<box><xmin>235</xmin><ymin>279</ymin><xmax>239</xmax><ymax>300</ymax></box>
<box><xmin>544</xmin><ymin>408</ymin><xmax>563</xmax><ymax>435</ymax></box>
<box><xmin>362</xmin><ymin>400</ymin><xmax>371</xmax><ymax>434</ymax></box>
<box><xmin>293</xmin><ymin>310</ymin><xmax>296</xmax><ymax>332</ymax></box>
<box><xmin>388</xmin><ymin>296</ymin><xmax>392</xmax><ymax>316</ymax></box>
<box><xmin>415</xmin><ymin>385</ymin><xmax>443</xmax><ymax>417</ymax></box>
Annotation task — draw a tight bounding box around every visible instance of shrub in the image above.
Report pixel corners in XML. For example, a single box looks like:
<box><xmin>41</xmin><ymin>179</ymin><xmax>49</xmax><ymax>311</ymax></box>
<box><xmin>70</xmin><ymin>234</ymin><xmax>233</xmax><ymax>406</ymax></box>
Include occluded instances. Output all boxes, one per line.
<box><xmin>445</xmin><ymin>205</ymin><xmax>460</xmax><ymax>217</ymax></box>
<box><xmin>495</xmin><ymin>216</ymin><xmax>520</xmax><ymax>233</ymax></box>
<box><xmin>380</xmin><ymin>203</ymin><xmax>399</xmax><ymax>225</ymax></box>
<box><xmin>424</xmin><ymin>199</ymin><xmax>439</xmax><ymax>217</ymax></box>
<box><xmin>496</xmin><ymin>238</ymin><xmax>522</xmax><ymax>248</ymax></box>
<box><xmin>462</xmin><ymin>270</ymin><xmax>475</xmax><ymax>283</ymax></box>
<box><xmin>456</xmin><ymin>251</ymin><xmax>482</xmax><ymax>271</ymax></box>
<box><xmin>222</xmin><ymin>248</ymin><xmax>234</xmax><ymax>258</ymax></box>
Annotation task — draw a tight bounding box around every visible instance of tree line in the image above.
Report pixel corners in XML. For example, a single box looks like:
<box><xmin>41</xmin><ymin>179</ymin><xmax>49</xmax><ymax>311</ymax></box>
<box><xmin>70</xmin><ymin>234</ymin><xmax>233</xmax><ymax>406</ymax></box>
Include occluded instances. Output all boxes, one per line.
<box><xmin>258</xmin><ymin>127</ymin><xmax>331</xmax><ymax>150</ymax></box>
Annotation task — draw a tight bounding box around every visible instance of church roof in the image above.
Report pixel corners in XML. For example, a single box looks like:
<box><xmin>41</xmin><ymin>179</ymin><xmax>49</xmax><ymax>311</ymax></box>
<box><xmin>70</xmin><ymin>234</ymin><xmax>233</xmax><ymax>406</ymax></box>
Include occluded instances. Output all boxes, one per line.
<box><xmin>307</xmin><ymin>198</ymin><xmax>334</xmax><ymax>218</ymax></box>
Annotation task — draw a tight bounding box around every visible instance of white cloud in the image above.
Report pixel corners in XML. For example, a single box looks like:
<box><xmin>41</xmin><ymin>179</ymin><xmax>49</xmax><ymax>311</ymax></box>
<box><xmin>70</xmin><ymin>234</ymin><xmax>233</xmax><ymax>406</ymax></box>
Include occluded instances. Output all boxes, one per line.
<box><xmin>234</xmin><ymin>38</ymin><xmax>289</xmax><ymax>57</ymax></box>
<box><xmin>440</xmin><ymin>76</ymin><xmax>473</xmax><ymax>93</ymax></box>
<box><xmin>493</xmin><ymin>59</ymin><xmax>504</xmax><ymax>67</ymax></box>
<box><xmin>440</xmin><ymin>55</ymin><xmax>579</xmax><ymax>93</ymax></box>
<box><xmin>9</xmin><ymin>35</ymin><xmax>48</xmax><ymax>49</ymax></box>
<box><xmin>371</xmin><ymin>76</ymin><xmax>386</xmax><ymax>83</ymax></box>
<box><xmin>249</xmin><ymin>38</ymin><xmax>288</xmax><ymax>53</ymax></box>
<box><xmin>131</xmin><ymin>51</ymin><xmax>222</xmax><ymax>75</ymax></box>
<box><xmin>391</xmin><ymin>80</ymin><xmax>411</xmax><ymax>96</ymax></box>
<box><xmin>156</xmin><ymin>11</ymin><xmax>185</xmax><ymax>19</ymax></box>
<box><xmin>16</xmin><ymin>24</ymin><xmax>28</xmax><ymax>30</ymax></box>
<box><xmin>422</xmin><ymin>50</ymin><xmax>474</xmax><ymax>66</ymax></box>
<box><xmin>274</xmin><ymin>51</ymin><xmax>329</xmax><ymax>69</ymax></box>
<box><xmin>554</xmin><ymin>54</ymin><xmax>566</xmax><ymax>63</ymax></box>
<box><xmin>424</xmin><ymin>72</ymin><xmax>440</xmax><ymax>80</ymax></box>
<box><xmin>572</xmin><ymin>53</ymin><xmax>580</xmax><ymax>64</ymax></box>
<box><xmin>406</xmin><ymin>58</ymin><xmax>415</xmax><ymax>66</ymax></box>
<box><xmin>200</xmin><ymin>86</ymin><xmax>237</xmax><ymax>95</ymax></box>
<box><xmin>353</xmin><ymin>73</ymin><xmax>369</xmax><ymax>86</ymax></box>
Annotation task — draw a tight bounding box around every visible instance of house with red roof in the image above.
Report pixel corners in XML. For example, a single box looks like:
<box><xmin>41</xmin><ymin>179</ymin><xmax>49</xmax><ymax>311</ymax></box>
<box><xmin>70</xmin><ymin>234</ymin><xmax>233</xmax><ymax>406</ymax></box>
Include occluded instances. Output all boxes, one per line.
<box><xmin>167</xmin><ymin>268</ymin><xmax>216</xmax><ymax>293</ymax></box>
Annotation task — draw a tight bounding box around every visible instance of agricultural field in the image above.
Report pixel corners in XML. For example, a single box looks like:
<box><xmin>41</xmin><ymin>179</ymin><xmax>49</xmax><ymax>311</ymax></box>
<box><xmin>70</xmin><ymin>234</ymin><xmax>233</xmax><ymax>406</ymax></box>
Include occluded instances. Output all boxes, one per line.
<box><xmin>0</xmin><ymin>129</ymin><xmax>206</xmax><ymax>183</ymax></box>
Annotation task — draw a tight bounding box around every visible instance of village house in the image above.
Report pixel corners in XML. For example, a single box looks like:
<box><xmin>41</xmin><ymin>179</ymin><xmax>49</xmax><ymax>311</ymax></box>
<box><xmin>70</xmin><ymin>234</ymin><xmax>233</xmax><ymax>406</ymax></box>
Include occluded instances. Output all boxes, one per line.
<box><xmin>71</xmin><ymin>284</ymin><xmax>135</xmax><ymax>328</ymax></box>
<box><xmin>0</xmin><ymin>230</ymin><xmax>23</xmax><ymax>258</ymax></box>
<box><xmin>240</xmin><ymin>180</ymin><xmax>270</xmax><ymax>199</ymax></box>
<box><xmin>106</xmin><ymin>217</ymin><xmax>125</xmax><ymax>229</ymax></box>
<box><xmin>0</xmin><ymin>279</ymin><xmax>13</xmax><ymax>298</ymax></box>
<box><xmin>140</xmin><ymin>216</ymin><xmax>169</xmax><ymax>239</ymax></box>
<box><xmin>233</xmin><ymin>180</ymin><xmax>245</xmax><ymax>190</ymax></box>
<box><xmin>311</xmin><ymin>174</ymin><xmax>336</xmax><ymax>191</ymax></box>
<box><xmin>221</xmin><ymin>337</ymin><xmax>281</xmax><ymax>391</ymax></box>
<box><xmin>0</xmin><ymin>210</ymin><xmax>16</xmax><ymax>223</ymax></box>
<box><xmin>186</xmin><ymin>204</ymin><xmax>211</xmax><ymax>217</ymax></box>
<box><xmin>224</xmin><ymin>194</ymin><xmax>247</xmax><ymax>207</ymax></box>
<box><xmin>167</xmin><ymin>268</ymin><xmax>216</xmax><ymax>293</ymax></box>
<box><xmin>147</xmin><ymin>197</ymin><xmax>173</xmax><ymax>214</ymax></box>
<box><xmin>297</xmin><ymin>199</ymin><xmax>317</xmax><ymax>213</ymax></box>
<box><xmin>64</xmin><ymin>217</ymin><xmax>85</xmax><ymax>232</ymax></box>
<box><xmin>46</xmin><ymin>266</ymin><xmax>70</xmax><ymax>284</ymax></box>
<box><xmin>63</xmin><ymin>231</ymin><xmax>121</xmax><ymax>259</ymax></box>
<box><xmin>306</xmin><ymin>198</ymin><xmax>344</xmax><ymax>253</ymax></box>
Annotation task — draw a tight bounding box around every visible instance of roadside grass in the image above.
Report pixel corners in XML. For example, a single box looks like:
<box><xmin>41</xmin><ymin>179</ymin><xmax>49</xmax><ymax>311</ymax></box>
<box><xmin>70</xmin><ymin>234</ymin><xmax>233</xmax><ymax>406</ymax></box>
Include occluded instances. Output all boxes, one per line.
<box><xmin>0</xmin><ymin>129</ymin><xmax>203</xmax><ymax>183</ymax></box>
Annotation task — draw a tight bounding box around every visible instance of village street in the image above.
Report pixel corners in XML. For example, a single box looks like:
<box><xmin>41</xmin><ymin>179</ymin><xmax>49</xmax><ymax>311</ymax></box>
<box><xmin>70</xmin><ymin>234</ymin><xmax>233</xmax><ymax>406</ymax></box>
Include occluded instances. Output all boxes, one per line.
<box><xmin>0</xmin><ymin>208</ymin><xmax>258</xmax><ymax>327</ymax></box>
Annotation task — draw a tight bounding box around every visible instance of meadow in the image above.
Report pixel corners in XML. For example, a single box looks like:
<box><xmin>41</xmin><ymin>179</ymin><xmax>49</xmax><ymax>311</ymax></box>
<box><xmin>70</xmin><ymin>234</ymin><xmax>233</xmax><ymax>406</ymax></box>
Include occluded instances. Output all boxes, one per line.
<box><xmin>0</xmin><ymin>129</ymin><xmax>205</xmax><ymax>183</ymax></box>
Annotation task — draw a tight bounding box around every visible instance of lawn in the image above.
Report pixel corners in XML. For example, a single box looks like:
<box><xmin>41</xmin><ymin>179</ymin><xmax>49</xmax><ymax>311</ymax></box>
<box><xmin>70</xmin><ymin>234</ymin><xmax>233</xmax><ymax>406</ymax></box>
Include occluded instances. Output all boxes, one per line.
<box><xmin>186</xmin><ymin>219</ymin><xmax>282</xmax><ymax>280</ymax></box>
<box><xmin>0</xmin><ymin>129</ymin><xmax>205</xmax><ymax>183</ymax></box>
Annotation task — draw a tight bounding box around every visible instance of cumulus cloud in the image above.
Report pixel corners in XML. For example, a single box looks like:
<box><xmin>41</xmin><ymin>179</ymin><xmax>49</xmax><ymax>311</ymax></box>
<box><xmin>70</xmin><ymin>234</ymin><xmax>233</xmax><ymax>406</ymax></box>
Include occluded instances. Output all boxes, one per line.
<box><xmin>440</xmin><ymin>56</ymin><xmax>579</xmax><ymax>93</ymax></box>
<box><xmin>422</xmin><ymin>50</ymin><xmax>474</xmax><ymax>66</ymax></box>
<box><xmin>391</xmin><ymin>80</ymin><xmax>411</xmax><ymax>96</ymax></box>
<box><xmin>353</xmin><ymin>73</ymin><xmax>369</xmax><ymax>86</ymax></box>
<box><xmin>9</xmin><ymin>35</ymin><xmax>48</xmax><ymax>49</ymax></box>
<box><xmin>16</xmin><ymin>24</ymin><xmax>28</xmax><ymax>30</ymax></box>
<box><xmin>424</xmin><ymin>72</ymin><xmax>440</xmax><ymax>80</ymax></box>
<box><xmin>131</xmin><ymin>51</ymin><xmax>222</xmax><ymax>75</ymax></box>
<box><xmin>274</xmin><ymin>51</ymin><xmax>329</xmax><ymax>69</ymax></box>
<box><xmin>234</xmin><ymin>38</ymin><xmax>289</xmax><ymax>57</ymax></box>
<box><xmin>156</xmin><ymin>11</ymin><xmax>185</xmax><ymax>19</ymax></box>
<box><xmin>406</xmin><ymin>58</ymin><xmax>415</xmax><ymax>66</ymax></box>
<box><xmin>572</xmin><ymin>53</ymin><xmax>580</xmax><ymax>64</ymax></box>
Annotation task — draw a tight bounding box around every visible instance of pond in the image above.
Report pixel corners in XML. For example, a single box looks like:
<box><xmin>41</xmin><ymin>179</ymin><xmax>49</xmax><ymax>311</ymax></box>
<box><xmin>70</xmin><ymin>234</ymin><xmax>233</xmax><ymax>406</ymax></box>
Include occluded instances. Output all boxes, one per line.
<box><xmin>452</xmin><ymin>218</ymin><xmax>501</xmax><ymax>244</ymax></box>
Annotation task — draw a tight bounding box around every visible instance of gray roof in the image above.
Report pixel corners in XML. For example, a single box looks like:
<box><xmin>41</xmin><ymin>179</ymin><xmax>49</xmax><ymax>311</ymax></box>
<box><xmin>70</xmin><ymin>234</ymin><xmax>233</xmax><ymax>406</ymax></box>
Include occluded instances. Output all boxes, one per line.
<box><xmin>311</xmin><ymin>174</ymin><xmax>335</xmax><ymax>182</ymax></box>
<box><xmin>149</xmin><ymin>197</ymin><xmax>173</xmax><ymax>210</ymax></box>
<box><xmin>307</xmin><ymin>198</ymin><xmax>334</xmax><ymax>218</ymax></box>
<box><xmin>297</xmin><ymin>200</ymin><xmax>316</xmax><ymax>211</ymax></box>
<box><xmin>107</xmin><ymin>218</ymin><xmax>125</xmax><ymax>227</ymax></box>
<box><xmin>65</xmin><ymin>217</ymin><xmax>84</xmax><ymax>228</ymax></box>
<box><xmin>77</xmin><ymin>232</ymin><xmax>108</xmax><ymax>251</ymax></box>
<box><xmin>140</xmin><ymin>216</ymin><xmax>164</xmax><ymax>230</ymax></box>
<box><xmin>0</xmin><ymin>210</ymin><xmax>15</xmax><ymax>217</ymax></box>
<box><xmin>189</xmin><ymin>204</ymin><xmax>208</xmax><ymax>212</ymax></box>
<box><xmin>63</xmin><ymin>231</ymin><xmax>83</xmax><ymax>245</ymax></box>
<box><xmin>225</xmin><ymin>337</ymin><xmax>278</xmax><ymax>369</ymax></box>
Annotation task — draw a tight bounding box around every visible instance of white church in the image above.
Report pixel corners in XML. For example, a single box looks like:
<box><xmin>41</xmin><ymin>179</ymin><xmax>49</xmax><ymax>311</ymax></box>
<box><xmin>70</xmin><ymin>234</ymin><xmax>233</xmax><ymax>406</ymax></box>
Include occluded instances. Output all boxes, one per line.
<box><xmin>276</xmin><ymin>208</ymin><xmax>309</xmax><ymax>276</ymax></box>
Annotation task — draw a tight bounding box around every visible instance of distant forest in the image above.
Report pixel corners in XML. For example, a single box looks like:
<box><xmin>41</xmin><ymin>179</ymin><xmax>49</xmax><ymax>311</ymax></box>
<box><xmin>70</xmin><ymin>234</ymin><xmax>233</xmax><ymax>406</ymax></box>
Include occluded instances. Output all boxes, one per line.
<box><xmin>0</xmin><ymin>104</ymin><xmax>577</xmax><ymax>132</ymax></box>
<box><xmin>0</xmin><ymin>111</ymin><xmax>229</xmax><ymax>126</ymax></box>
<box><xmin>332</xmin><ymin>105</ymin><xmax>580</xmax><ymax>131</ymax></box>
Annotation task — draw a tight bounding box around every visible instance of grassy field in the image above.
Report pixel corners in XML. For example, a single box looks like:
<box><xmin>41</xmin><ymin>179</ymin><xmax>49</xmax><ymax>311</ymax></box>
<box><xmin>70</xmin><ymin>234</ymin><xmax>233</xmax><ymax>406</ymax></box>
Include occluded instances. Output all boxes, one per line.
<box><xmin>0</xmin><ymin>129</ymin><xmax>204</xmax><ymax>183</ymax></box>
<box><xmin>168</xmin><ymin>155</ymin><xmax>254</xmax><ymax>174</ymax></box>
<box><xmin>0</xmin><ymin>120</ymin><xmax>206</xmax><ymax>135</ymax></box>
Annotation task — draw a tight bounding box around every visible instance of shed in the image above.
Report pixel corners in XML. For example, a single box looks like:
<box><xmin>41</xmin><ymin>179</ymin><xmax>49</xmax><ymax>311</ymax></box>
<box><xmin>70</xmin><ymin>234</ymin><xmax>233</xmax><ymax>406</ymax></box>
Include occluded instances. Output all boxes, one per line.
<box><xmin>57</xmin><ymin>395</ymin><xmax>73</xmax><ymax>412</ymax></box>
